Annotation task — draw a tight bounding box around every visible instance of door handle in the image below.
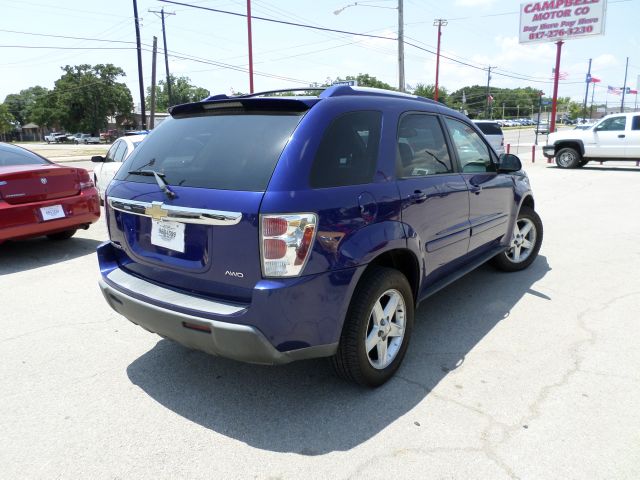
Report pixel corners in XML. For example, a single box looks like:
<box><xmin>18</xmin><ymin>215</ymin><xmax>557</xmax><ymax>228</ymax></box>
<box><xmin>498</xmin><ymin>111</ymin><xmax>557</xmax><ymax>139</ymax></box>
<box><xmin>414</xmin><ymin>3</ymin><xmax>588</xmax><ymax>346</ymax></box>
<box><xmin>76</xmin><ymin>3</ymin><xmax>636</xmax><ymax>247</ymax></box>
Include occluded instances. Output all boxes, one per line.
<box><xmin>409</xmin><ymin>190</ymin><xmax>427</xmax><ymax>203</ymax></box>
<box><xmin>618</xmin><ymin>134</ymin><xmax>626</xmax><ymax>138</ymax></box>
<box><xmin>469</xmin><ymin>184</ymin><xmax>482</xmax><ymax>195</ymax></box>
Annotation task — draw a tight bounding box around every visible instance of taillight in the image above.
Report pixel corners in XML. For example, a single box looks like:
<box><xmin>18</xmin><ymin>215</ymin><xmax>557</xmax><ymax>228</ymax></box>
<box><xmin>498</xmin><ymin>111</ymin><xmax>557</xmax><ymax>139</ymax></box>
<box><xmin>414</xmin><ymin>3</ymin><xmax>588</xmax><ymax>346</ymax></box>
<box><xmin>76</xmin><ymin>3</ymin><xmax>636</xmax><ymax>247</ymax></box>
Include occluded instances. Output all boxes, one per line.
<box><xmin>260</xmin><ymin>214</ymin><xmax>317</xmax><ymax>277</ymax></box>
<box><xmin>76</xmin><ymin>169</ymin><xmax>94</xmax><ymax>190</ymax></box>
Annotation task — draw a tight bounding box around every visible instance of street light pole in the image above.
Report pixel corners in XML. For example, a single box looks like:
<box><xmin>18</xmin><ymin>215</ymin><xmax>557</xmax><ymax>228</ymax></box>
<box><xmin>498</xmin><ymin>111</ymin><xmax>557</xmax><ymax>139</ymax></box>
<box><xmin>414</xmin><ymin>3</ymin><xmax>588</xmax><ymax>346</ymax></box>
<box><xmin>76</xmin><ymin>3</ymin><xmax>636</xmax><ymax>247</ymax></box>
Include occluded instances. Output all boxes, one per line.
<box><xmin>398</xmin><ymin>0</ymin><xmax>405</xmax><ymax>92</ymax></box>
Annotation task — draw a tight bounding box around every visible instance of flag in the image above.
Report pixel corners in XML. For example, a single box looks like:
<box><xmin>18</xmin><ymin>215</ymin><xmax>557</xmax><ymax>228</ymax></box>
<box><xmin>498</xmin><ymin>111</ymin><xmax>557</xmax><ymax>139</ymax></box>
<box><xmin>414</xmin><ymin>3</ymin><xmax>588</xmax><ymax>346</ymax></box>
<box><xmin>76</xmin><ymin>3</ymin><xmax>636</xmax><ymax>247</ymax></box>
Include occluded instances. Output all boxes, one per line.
<box><xmin>551</xmin><ymin>67</ymin><xmax>568</xmax><ymax>80</ymax></box>
<box><xmin>487</xmin><ymin>95</ymin><xmax>494</xmax><ymax>103</ymax></box>
<box><xmin>630</xmin><ymin>89</ymin><xmax>638</xmax><ymax>95</ymax></box>
<box><xmin>590</xmin><ymin>76</ymin><xmax>601</xmax><ymax>83</ymax></box>
<box><xmin>462</xmin><ymin>90</ymin><xmax>466</xmax><ymax>104</ymax></box>
<box><xmin>607</xmin><ymin>86</ymin><xmax>621</xmax><ymax>95</ymax></box>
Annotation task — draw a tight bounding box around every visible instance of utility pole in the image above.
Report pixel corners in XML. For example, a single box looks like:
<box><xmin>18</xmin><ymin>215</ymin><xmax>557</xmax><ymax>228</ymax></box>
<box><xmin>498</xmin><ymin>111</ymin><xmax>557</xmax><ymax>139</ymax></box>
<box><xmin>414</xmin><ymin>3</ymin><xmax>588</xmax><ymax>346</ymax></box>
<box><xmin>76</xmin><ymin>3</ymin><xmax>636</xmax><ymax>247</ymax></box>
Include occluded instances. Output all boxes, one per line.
<box><xmin>502</xmin><ymin>102</ymin><xmax>505</xmax><ymax>118</ymax></box>
<box><xmin>247</xmin><ymin>0</ymin><xmax>254</xmax><ymax>93</ymax></box>
<box><xmin>589</xmin><ymin>83</ymin><xmax>596</xmax><ymax>119</ymax></box>
<box><xmin>485</xmin><ymin>66</ymin><xmax>495</xmax><ymax>119</ymax></box>
<box><xmin>398</xmin><ymin>0</ymin><xmax>405</xmax><ymax>92</ymax></box>
<box><xmin>582</xmin><ymin>58</ymin><xmax>592</xmax><ymax>120</ymax></box>
<box><xmin>132</xmin><ymin>0</ymin><xmax>146</xmax><ymax>129</ymax></box>
<box><xmin>150</xmin><ymin>8</ymin><xmax>175</xmax><ymax>107</ymax></box>
<box><xmin>433</xmin><ymin>18</ymin><xmax>447</xmax><ymax>102</ymax></box>
<box><xmin>150</xmin><ymin>36</ymin><xmax>157</xmax><ymax>129</ymax></box>
<box><xmin>621</xmin><ymin>56</ymin><xmax>629</xmax><ymax>113</ymax></box>
<box><xmin>549</xmin><ymin>40</ymin><xmax>563</xmax><ymax>133</ymax></box>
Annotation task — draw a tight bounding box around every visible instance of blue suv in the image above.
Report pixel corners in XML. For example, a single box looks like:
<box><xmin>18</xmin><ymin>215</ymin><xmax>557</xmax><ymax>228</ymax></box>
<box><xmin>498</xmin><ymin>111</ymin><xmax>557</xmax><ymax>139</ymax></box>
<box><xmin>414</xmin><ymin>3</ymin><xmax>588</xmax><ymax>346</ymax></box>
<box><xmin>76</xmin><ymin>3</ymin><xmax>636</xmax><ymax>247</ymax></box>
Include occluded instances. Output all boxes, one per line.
<box><xmin>98</xmin><ymin>86</ymin><xmax>542</xmax><ymax>387</ymax></box>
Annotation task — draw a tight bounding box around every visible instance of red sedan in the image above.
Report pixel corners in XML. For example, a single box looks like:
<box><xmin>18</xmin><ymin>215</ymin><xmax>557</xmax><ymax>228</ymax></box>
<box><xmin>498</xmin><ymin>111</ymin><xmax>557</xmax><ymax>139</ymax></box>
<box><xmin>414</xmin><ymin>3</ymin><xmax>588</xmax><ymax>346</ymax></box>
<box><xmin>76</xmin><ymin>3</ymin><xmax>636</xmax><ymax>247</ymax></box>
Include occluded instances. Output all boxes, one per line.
<box><xmin>0</xmin><ymin>142</ymin><xmax>100</xmax><ymax>244</ymax></box>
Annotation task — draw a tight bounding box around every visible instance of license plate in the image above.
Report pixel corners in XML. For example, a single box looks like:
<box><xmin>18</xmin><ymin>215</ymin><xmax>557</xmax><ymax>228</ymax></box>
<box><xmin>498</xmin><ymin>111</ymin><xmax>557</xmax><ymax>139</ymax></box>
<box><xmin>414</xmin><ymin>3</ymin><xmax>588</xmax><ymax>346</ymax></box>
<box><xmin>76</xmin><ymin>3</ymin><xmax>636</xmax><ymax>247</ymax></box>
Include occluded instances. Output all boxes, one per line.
<box><xmin>40</xmin><ymin>204</ymin><xmax>65</xmax><ymax>221</ymax></box>
<box><xmin>151</xmin><ymin>219</ymin><xmax>185</xmax><ymax>253</ymax></box>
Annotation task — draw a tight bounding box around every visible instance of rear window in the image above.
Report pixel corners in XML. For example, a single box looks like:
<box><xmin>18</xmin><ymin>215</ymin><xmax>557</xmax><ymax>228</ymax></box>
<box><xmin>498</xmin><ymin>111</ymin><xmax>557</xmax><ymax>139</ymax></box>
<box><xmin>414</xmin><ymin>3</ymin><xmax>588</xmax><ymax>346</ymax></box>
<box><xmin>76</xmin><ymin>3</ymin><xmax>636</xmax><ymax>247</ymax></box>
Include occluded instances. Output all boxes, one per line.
<box><xmin>474</xmin><ymin>122</ymin><xmax>503</xmax><ymax>136</ymax></box>
<box><xmin>0</xmin><ymin>145</ymin><xmax>49</xmax><ymax>167</ymax></box>
<box><xmin>116</xmin><ymin>113</ymin><xmax>303</xmax><ymax>191</ymax></box>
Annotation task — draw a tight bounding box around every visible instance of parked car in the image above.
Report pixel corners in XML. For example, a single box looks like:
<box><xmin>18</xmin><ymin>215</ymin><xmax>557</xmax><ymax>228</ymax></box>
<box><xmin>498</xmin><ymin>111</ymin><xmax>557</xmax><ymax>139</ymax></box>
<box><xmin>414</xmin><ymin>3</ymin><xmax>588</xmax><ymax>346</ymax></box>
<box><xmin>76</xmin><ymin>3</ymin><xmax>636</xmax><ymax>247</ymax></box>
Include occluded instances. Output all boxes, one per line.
<box><xmin>543</xmin><ymin>112</ymin><xmax>640</xmax><ymax>168</ymax></box>
<box><xmin>91</xmin><ymin>134</ymin><xmax>146</xmax><ymax>203</ymax></box>
<box><xmin>75</xmin><ymin>134</ymin><xmax>101</xmax><ymax>145</ymax></box>
<box><xmin>67</xmin><ymin>133</ymin><xmax>84</xmax><ymax>143</ymax></box>
<box><xmin>472</xmin><ymin>120</ymin><xmax>505</xmax><ymax>155</ymax></box>
<box><xmin>97</xmin><ymin>86</ymin><xmax>543</xmax><ymax>387</ymax></box>
<box><xmin>0</xmin><ymin>142</ymin><xmax>100</xmax><ymax>244</ymax></box>
<box><xmin>535</xmin><ymin>122</ymin><xmax>550</xmax><ymax>134</ymax></box>
<box><xmin>44</xmin><ymin>132</ymin><xmax>68</xmax><ymax>144</ymax></box>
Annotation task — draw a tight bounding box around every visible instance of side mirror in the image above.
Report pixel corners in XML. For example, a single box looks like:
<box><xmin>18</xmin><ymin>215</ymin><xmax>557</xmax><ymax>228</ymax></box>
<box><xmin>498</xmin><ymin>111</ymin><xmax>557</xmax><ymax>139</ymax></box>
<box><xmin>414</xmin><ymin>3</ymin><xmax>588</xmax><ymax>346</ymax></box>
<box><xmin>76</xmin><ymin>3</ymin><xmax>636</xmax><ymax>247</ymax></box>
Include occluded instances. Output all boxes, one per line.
<box><xmin>91</xmin><ymin>155</ymin><xmax>105</xmax><ymax>163</ymax></box>
<box><xmin>498</xmin><ymin>153</ymin><xmax>522</xmax><ymax>172</ymax></box>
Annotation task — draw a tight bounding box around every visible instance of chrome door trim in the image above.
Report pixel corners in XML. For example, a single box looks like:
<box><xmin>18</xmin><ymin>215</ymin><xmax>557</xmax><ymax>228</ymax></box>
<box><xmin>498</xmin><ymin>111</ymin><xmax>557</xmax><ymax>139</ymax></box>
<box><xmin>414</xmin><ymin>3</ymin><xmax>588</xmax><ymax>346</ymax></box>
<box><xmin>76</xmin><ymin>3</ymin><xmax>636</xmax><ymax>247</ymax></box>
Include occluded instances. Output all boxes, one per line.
<box><xmin>108</xmin><ymin>197</ymin><xmax>242</xmax><ymax>226</ymax></box>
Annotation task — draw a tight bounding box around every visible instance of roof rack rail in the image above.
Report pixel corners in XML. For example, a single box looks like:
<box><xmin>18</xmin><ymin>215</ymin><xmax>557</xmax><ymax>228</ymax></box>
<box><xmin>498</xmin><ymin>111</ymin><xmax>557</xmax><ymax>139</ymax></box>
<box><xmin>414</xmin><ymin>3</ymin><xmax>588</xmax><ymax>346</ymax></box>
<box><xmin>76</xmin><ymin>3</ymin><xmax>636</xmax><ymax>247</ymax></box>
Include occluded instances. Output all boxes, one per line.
<box><xmin>239</xmin><ymin>88</ymin><xmax>325</xmax><ymax>98</ymax></box>
<box><xmin>320</xmin><ymin>85</ymin><xmax>436</xmax><ymax>104</ymax></box>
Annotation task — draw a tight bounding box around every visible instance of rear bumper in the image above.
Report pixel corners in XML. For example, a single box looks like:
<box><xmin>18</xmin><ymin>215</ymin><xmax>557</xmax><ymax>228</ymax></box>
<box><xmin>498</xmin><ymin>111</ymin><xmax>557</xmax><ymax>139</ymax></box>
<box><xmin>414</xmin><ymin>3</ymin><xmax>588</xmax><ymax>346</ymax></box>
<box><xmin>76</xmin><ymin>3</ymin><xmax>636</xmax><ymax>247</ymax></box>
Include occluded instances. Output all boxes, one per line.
<box><xmin>0</xmin><ymin>189</ymin><xmax>100</xmax><ymax>242</ymax></box>
<box><xmin>97</xmin><ymin>242</ymin><xmax>362</xmax><ymax>364</ymax></box>
<box><xmin>542</xmin><ymin>145</ymin><xmax>555</xmax><ymax>158</ymax></box>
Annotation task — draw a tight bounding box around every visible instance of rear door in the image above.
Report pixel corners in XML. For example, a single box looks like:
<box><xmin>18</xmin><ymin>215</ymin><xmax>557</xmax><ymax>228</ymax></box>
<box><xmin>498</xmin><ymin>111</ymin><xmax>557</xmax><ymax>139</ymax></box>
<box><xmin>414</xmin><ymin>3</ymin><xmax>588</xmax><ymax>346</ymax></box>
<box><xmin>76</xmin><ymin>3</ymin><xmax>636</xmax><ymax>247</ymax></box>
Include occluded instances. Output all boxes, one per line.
<box><xmin>626</xmin><ymin>115</ymin><xmax>640</xmax><ymax>159</ymax></box>
<box><xmin>443</xmin><ymin>116</ymin><xmax>514</xmax><ymax>254</ymax></box>
<box><xmin>589</xmin><ymin>116</ymin><xmax>627</xmax><ymax>157</ymax></box>
<box><xmin>395</xmin><ymin>113</ymin><xmax>470</xmax><ymax>284</ymax></box>
<box><xmin>107</xmin><ymin>109</ymin><xmax>306</xmax><ymax>302</ymax></box>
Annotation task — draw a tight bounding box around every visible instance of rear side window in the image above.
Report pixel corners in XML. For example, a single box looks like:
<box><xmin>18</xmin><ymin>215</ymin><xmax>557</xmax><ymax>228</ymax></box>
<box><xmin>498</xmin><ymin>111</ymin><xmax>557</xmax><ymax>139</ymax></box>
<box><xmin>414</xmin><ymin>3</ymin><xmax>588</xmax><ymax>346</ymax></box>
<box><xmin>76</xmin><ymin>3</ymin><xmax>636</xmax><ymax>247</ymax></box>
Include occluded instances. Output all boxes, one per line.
<box><xmin>632</xmin><ymin>116</ymin><xmax>640</xmax><ymax>131</ymax></box>
<box><xmin>396</xmin><ymin>114</ymin><xmax>453</xmax><ymax>177</ymax></box>
<box><xmin>0</xmin><ymin>145</ymin><xmax>48</xmax><ymax>167</ymax></box>
<box><xmin>116</xmin><ymin>113</ymin><xmax>304</xmax><ymax>191</ymax></box>
<box><xmin>112</xmin><ymin>141</ymin><xmax>128</xmax><ymax>163</ymax></box>
<box><xmin>309</xmin><ymin>111</ymin><xmax>382</xmax><ymax>188</ymax></box>
<box><xmin>474</xmin><ymin>122</ymin><xmax>503</xmax><ymax>136</ymax></box>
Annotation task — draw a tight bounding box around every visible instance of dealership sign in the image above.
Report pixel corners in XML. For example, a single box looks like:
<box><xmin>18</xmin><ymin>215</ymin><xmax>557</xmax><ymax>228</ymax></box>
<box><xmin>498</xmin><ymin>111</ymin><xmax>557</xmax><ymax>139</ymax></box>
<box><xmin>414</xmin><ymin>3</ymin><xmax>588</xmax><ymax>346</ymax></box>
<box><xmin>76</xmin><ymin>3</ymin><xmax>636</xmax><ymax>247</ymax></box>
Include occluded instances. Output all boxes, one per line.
<box><xmin>519</xmin><ymin>0</ymin><xmax>607</xmax><ymax>44</ymax></box>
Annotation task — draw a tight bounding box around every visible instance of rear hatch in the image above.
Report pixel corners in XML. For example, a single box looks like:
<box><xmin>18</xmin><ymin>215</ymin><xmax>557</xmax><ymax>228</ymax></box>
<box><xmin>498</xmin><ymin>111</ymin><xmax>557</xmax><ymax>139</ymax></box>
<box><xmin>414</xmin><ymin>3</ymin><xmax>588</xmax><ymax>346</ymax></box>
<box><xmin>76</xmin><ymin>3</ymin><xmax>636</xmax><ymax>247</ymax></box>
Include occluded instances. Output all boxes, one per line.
<box><xmin>474</xmin><ymin>122</ymin><xmax>504</xmax><ymax>153</ymax></box>
<box><xmin>0</xmin><ymin>164</ymin><xmax>81</xmax><ymax>205</ymax></box>
<box><xmin>107</xmin><ymin>98</ymin><xmax>313</xmax><ymax>303</ymax></box>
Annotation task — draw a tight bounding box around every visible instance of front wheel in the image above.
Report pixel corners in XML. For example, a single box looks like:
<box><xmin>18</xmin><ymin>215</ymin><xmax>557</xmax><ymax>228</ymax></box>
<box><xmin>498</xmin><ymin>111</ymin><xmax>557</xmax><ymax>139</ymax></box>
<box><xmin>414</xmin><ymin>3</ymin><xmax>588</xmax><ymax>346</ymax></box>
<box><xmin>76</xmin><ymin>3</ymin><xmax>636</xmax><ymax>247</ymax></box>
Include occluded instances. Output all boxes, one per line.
<box><xmin>332</xmin><ymin>266</ymin><xmax>414</xmax><ymax>387</ymax></box>
<box><xmin>491</xmin><ymin>206</ymin><xmax>543</xmax><ymax>272</ymax></box>
<box><xmin>555</xmin><ymin>147</ymin><xmax>581</xmax><ymax>168</ymax></box>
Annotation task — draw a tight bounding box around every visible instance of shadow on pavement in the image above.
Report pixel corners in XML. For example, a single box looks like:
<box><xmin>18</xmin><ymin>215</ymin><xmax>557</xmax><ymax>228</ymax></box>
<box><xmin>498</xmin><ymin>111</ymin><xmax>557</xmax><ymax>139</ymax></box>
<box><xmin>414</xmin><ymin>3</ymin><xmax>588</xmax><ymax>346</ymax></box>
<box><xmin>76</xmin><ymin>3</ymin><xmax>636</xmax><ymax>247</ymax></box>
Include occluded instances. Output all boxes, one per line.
<box><xmin>0</xmin><ymin>236</ymin><xmax>102</xmax><ymax>275</ymax></box>
<box><xmin>127</xmin><ymin>255</ymin><xmax>551</xmax><ymax>455</ymax></box>
<box><xmin>547</xmin><ymin>165</ymin><xmax>640</xmax><ymax>173</ymax></box>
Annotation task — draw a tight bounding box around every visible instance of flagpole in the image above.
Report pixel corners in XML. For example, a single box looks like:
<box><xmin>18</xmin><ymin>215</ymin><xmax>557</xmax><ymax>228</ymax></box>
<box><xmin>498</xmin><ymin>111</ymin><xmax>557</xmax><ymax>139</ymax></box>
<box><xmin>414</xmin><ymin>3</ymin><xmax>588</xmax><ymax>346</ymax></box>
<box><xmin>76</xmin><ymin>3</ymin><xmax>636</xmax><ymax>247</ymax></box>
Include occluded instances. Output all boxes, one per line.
<box><xmin>590</xmin><ymin>83</ymin><xmax>596</xmax><ymax>119</ymax></box>
<box><xmin>550</xmin><ymin>40</ymin><xmax>564</xmax><ymax>133</ymax></box>
<box><xmin>582</xmin><ymin>58</ymin><xmax>592</xmax><ymax>120</ymax></box>
<box><xmin>621</xmin><ymin>56</ymin><xmax>629</xmax><ymax>113</ymax></box>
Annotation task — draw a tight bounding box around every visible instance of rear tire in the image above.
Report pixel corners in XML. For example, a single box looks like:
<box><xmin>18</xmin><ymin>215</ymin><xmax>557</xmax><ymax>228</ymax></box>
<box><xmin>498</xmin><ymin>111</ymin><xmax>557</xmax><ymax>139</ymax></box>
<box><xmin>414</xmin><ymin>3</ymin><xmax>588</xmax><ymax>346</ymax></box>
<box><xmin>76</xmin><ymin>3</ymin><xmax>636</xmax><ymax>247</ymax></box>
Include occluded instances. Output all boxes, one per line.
<box><xmin>555</xmin><ymin>147</ymin><xmax>581</xmax><ymax>168</ymax></box>
<box><xmin>47</xmin><ymin>229</ymin><xmax>77</xmax><ymax>241</ymax></box>
<box><xmin>332</xmin><ymin>266</ymin><xmax>414</xmax><ymax>387</ymax></box>
<box><xmin>491</xmin><ymin>206</ymin><xmax>543</xmax><ymax>272</ymax></box>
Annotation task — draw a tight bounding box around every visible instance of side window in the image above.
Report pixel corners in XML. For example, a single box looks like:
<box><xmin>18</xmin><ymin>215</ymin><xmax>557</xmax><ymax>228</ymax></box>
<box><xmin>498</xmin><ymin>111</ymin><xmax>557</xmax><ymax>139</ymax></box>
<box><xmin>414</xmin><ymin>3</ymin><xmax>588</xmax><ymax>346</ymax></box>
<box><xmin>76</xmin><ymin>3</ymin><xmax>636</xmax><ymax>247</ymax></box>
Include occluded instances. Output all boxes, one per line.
<box><xmin>309</xmin><ymin>111</ymin><xmax>382</xmax><ymax>188</ymax></box>
<box><xmin>396</xmin><ymin>114</ymin><xmax>453</xmax><ymax>177</ymax></box>
<box><xmin>113</xmin><ymin>141</ymin><xmax>128</xmax><ymax>163</ymax></box>
<box><xmin>105</xmin><ymin>141</ymin><xmax>120</xmax><ymax>162</ymax></box>
<box><xmin>444</xmin><ymin>117</ymin><xmax>496</xmax><ymax>173</ymax></box>
<box><xmin>597</xmin><ymin>116</ymin><xmax>626</xmax><ymax>131</ymax></box>
<box><xmin>632</xmin><ymin>116</ymin><xmax>640</xmax><ymax>131</ymax></box>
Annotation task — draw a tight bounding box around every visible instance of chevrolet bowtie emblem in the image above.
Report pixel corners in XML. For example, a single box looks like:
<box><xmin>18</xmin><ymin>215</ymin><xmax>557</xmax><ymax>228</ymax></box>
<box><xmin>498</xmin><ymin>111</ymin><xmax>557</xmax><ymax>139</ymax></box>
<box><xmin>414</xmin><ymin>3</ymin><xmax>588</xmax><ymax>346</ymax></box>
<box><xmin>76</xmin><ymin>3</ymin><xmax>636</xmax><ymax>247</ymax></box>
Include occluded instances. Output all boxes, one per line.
<box><xmin>145</xmin><ymin>202</ymin><xmax>169</xmax><ymax>220</ymax></box>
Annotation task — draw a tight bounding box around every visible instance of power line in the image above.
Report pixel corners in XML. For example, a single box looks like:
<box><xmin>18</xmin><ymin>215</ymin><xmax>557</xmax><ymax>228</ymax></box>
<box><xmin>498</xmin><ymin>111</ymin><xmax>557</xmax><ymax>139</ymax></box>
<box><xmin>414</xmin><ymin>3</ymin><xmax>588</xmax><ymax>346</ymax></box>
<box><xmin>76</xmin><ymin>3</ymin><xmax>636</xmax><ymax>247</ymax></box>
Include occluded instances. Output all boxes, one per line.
<box><xmin>0</xmin><ymin>29</ymin><xmax>137</xmax><ymax>45</ymax></box>
<box><xmin>0</xmin><ymin>45</ymin><xmax>137</xmax><ymax>50</ymax></box>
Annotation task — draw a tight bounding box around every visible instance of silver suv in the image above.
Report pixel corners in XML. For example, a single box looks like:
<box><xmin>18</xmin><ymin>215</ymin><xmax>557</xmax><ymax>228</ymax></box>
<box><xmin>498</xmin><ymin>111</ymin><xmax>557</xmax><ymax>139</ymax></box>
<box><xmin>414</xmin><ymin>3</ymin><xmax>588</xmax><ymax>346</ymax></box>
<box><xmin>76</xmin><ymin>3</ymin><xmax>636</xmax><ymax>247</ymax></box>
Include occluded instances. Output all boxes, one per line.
<box><xmin>473</xmin><ymin>120</ymin><xmax>505</xmax><ymax>155</ymax></box>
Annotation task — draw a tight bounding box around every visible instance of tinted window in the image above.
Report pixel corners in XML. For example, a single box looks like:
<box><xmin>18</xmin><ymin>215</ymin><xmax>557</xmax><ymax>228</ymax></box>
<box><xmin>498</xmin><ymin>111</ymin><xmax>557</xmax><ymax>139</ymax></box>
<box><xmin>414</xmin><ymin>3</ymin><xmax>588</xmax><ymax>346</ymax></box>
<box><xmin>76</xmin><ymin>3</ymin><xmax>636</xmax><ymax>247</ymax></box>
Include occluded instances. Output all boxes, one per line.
<box><xmin>116</xmin><ymin>113</ymin><xmax>303</xmax><ymax>191</ymax></box>
<box><xmin>632</xmin><ymin>116</ymin><xmax>640</xmax><ymax>131</ymax></box>
<box><xmin>0</xmin><ymin>145</ymin><xmax>49</xmax><ymax>167</ymax></box>
<box><xmin>597</xmin><ymin>116</ymin><xmax>626</xmax><ymax>131</ymax></box>
<box><xmin>444</xmin><ymin>117</ymin><xmax>496</xmax><ymax>173</ymax></box>
<box><xmin>396</xmin><ymin>114</ymin><xmax>452</xmax><ymax>177</ymax></box>
<box><xmin>309</xmin><ymin>111</ymin><xmax>382</xmax><ymax>188</ymax></box>
<box><xmin>105</xmin><ymin>142</ymin><xmax>119</xmax><ymax>162</ymax></box>
<box><xmin>474</xmin><ymin>122</ymin><xmax>503</xmax><ymax>136</ymax></box>
<box><xmin>113</xmin><ymin>141</ymin><xmax>128</xmax><ymax>163</ymax></box>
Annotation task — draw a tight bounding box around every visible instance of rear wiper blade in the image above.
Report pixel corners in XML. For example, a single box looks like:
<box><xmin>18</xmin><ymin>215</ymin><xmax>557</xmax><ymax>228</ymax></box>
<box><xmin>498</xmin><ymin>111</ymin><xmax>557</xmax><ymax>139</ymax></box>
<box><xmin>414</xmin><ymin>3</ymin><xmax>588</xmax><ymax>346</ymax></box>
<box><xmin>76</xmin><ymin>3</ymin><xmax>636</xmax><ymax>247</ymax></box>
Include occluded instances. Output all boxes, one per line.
<box><xmin>127</xmin><ymin>169</ymin><xmax>176</xmax><ymax>200</ymax></box>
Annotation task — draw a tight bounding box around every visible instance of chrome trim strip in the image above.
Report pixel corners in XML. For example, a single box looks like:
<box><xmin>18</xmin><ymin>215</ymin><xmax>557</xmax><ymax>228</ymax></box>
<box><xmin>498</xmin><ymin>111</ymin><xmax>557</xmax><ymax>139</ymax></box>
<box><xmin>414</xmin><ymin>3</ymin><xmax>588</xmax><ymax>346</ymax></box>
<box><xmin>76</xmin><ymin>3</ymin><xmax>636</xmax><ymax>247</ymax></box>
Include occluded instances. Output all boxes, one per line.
<box><xmin>108</xmin><ymin>197</ymin><xmax>242</xmax><ymax>226</ymax></box>
<box><xmin>106</xmin><ymin>268</ymin><xmax>246</xmax><ymax>316</ymax></box>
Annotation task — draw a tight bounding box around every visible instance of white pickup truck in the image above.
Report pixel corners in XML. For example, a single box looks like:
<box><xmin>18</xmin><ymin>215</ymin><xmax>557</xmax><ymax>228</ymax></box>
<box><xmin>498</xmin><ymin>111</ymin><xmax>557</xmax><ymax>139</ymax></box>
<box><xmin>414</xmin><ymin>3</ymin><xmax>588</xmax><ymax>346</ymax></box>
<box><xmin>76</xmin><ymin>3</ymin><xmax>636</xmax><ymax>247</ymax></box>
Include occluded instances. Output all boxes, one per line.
<box><xmin>543</xmin><ymin>112</ymin><xmax>640</xmax><ymax>168</ymax></box>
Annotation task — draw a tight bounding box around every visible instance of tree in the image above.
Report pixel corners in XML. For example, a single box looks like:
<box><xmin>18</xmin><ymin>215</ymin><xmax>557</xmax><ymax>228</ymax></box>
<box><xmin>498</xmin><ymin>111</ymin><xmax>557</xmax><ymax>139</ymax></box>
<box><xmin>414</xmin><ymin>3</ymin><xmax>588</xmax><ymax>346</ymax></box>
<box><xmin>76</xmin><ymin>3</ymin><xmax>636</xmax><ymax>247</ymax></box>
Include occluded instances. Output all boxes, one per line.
<box><xmin>3</xmin><ymin>86</ymin><xmax>50</xmax><ymax>126</ymax></box>
<box><xmin>412</xmin><ymin>83</ymin><xmax>448</xmax><ymax>104</ymax></box>
<box><xmin>0</xmin><ymin>104</ymin><xmax>16</xmax><ymax>140</ymax></box>
<box><xmin>325</xmin><ymin>73</ymin><xmax>396</xmax><ymax>90</ymax></box>
<box><xmin>146</xmin><ymin>75</ymin><xmax>210</xmax><ymax>111</ymax></box>
<box><xmin>54</xmin><ymin>64</ymin><xmax>133</xmax><ymax>133</ymax></box>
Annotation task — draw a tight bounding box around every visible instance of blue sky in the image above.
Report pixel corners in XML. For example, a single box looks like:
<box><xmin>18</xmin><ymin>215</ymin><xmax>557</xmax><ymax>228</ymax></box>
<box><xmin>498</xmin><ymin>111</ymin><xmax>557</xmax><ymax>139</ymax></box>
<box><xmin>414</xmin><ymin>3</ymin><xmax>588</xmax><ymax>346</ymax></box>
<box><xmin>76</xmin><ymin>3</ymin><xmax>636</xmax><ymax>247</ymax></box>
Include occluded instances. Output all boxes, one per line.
<box><xmin>1</xmin><ymin>0</ymin><xmax>638</xmax><ymax>108</ymax></box>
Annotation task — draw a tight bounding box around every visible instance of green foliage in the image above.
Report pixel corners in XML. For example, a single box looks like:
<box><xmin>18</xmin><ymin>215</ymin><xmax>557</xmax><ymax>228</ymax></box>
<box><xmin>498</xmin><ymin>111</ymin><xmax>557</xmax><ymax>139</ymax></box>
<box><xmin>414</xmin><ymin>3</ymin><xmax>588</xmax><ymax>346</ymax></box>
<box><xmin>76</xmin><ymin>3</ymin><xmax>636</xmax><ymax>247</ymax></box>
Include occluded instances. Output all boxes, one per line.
<box><xmin>3</xmin><ymin>86</ymin><xmax>50</xmax><ymax>126</ymax></box>
<box><xmin>412</xmin><ymin>83</ymin><xmax>448</xmax><ymax>104</ymax></box>
<box><xmin>325</xmin><ymin>73</ymin><xmax>396</xmax><ymax>90</ymax></box>
<box><xmin>54</xmin><ymin>64</ymin><xmax>133</xmax><ymax>133</ymax></box>
<box><xmin>0</xmin><ymin>103</ymin><xmax>16</xmax><ymax>135</ymax></box>
<box><xmin>147</xmin><ymin>75</ymin><xmax>210</xmax><ymax>111</ymax></box>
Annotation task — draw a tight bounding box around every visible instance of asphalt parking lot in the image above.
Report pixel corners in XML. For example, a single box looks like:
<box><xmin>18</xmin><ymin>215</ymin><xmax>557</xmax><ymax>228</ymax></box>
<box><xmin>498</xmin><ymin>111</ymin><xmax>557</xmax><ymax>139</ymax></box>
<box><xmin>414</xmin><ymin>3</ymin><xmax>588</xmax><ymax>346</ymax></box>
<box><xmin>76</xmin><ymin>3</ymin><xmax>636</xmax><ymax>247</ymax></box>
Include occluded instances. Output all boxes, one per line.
<box><xmin>1</xmin><ymin>160</ymin><xmax>639</xmax><ymax>479</ymax></box>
